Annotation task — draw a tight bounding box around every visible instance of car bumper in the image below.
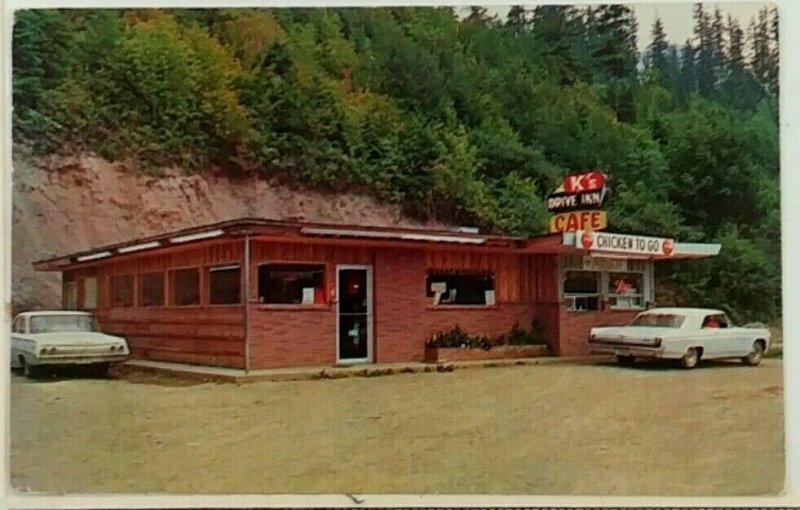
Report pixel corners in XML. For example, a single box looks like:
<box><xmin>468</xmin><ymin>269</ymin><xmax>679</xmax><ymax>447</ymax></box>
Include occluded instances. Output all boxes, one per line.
<box><xmin>29</xmin><ymin>354</ymin><xmax>129</xmax><ymax>366</ymax></box>
<box><xmin>589</xmin><ymin>341</ymin><xmax>668</xmax><ymax>358</ymax></box>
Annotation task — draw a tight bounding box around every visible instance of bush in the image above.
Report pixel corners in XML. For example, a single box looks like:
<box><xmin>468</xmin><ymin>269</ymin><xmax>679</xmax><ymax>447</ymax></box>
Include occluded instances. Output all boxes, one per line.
<box><xmin>427</xmin><ymin>320</ymin><xmax>547</xmax><ymax>350</ymax></box>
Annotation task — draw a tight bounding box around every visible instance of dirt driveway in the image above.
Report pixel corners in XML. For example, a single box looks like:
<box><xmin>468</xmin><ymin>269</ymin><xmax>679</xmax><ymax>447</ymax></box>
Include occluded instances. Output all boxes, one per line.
<box><xmin>10</xmin><ymin>359</ymin><xmax>784</xmax><ymax>496</ymax></box>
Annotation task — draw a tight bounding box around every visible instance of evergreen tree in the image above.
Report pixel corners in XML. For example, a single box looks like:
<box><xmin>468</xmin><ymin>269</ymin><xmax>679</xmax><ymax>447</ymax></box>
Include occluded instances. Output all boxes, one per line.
<box><xmin>645</xmin><ymin>17</ymin><xmax>669</xmax><ymax>80</ymax></box>
<box><xmin>465</xmin><ymin>6</ymin><xmax>498</xmax><ymax>26</ymax></box>
<box><xmin>588</xmin><ymin>4</ymin><xmax>639</xmax><ymax>121</ymax></box>
<box><xmin>505</xmin><ymin>5</ymin><xmax>530</xmax><ymax>30</ymax></box>
<box><xmin>727</xmin><ymin>15</ymin><xmax>745</xmax><ymax>69</ymax></box>
<box><xmin>693</xmin><ymin>3</ymin><xmax>715</xmax><ymax>96</ymax></box>
<box><xmin>749</xmin><ymin>8</ymin><xmax>772</xmax><ymax>89</ymax></box>
<box><xmin>530</xmin><ymin>5</ymin><xmax>590</xmax><ymax>84</ymax></box>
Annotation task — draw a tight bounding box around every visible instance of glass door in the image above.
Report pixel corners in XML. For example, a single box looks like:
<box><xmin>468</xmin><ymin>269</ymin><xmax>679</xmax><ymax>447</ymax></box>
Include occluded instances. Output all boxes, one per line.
<box><xmin>336</xmin><ymin>266</ymin><xmax>372</xmax><ymax>363</ymax></box>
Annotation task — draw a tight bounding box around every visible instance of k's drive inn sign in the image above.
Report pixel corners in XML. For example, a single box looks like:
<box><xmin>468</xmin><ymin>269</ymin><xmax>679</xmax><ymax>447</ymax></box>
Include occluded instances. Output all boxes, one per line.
<box><xmin>547</xmin><ymin>171</ymin><xmax>610</xmax><ymax>233</ymax></box>
<box><xmin>576</xmin><ymin>230</ymin><xmax>675</xmax><ymax>257</ymax></box>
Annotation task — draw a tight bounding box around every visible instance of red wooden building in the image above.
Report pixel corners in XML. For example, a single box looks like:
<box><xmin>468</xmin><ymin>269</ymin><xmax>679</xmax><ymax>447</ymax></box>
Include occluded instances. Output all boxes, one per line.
<box><xmin>33</xmin><ymin>218</ymin><xmax>720</xmax><ymax>369</ymax></box>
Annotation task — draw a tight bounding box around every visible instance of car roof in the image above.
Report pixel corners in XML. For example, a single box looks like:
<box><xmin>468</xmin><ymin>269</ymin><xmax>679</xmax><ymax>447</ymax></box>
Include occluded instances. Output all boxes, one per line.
<box><xmin>17</xmin><ymin>310</ymin><xmax>92</xmax><ymax>317</ymax></box>
<box><xmin>640</xmin><ymin>307</ymin><xmax>726</xmax><ymax>316</ymax></box>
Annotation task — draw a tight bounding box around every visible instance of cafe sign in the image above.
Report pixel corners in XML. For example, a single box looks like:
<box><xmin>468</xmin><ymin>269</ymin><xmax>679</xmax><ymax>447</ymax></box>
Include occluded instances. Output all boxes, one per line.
<box><xmin>576</xmin><ymin>230</ymin><xmax>675</xmax><ymax>257</ymax></box>
<box><xmin>549</xmin><ymin>210</ymin><xmax>607</xmax><ymax>233</ymax></box>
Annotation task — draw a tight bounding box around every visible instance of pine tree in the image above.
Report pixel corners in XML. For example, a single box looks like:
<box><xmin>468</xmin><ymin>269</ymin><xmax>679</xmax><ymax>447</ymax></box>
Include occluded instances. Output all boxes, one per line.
<box><xmin>530</xmin><ymin>5</ymin><xmax>589</xmax><ymax>83</ymax></box>
<box><xmin>749</xmin><ymin>8</ymin><xmax>772</xmax><ymax>90</ymax></box>
<box><xmin>767</xmin><ymin>6</ymin><xmax>779</xmax><ymax>94</ymax></box>
<box><xmin>693</xmin><ymin>3</ymin><xmax>715</xmax><ymax>96</ymax></box>
<box><xmin>465</xmin><ymin>6</ymin><xmax>498</xmax><ymax>26</ymax></box>
<box><xmin>645</xmin><ymin>17</ymin><xmax>669</xmax><ymax>79</ymax></box>
<box><xmin>677</xmin><ymin>39</ymin><xmax>697</xmax><ymax>106</ymax></box>
<box><xmin>727</xmin><ymin>15</ymin><xmax>745</xmax><ymax>70</ymax></box>
<box><xmin>506</xmin><ymin>5</ymin><xmax>530</xmax><ymax>30</ymax></box>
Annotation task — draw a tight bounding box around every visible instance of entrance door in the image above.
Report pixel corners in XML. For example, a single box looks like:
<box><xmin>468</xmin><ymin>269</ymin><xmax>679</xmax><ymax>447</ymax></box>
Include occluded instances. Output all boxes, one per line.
<box><xmin>336</xmin><ymin>266</ymin><xmax>372</xmax><ymax>363</ymax></box>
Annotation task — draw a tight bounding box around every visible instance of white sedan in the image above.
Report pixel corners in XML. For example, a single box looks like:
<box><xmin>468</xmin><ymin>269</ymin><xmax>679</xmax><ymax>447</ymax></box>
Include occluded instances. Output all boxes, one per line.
<box><xmin>589</xmin><ymin>307</ymin><xmax>771</xmax><ymax>369</ymax></box>
<box><xmin>11</xmin><ymin>311</ymin><xmax>129</xmax><ymax>378</ymax></box>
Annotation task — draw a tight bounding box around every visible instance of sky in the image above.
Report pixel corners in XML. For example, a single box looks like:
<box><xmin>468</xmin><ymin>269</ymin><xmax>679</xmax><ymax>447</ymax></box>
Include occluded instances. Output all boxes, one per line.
<box><xmin>481</xmin><ymin>2</ymin><xmax>771</xmax><ymax>52</ymax></box>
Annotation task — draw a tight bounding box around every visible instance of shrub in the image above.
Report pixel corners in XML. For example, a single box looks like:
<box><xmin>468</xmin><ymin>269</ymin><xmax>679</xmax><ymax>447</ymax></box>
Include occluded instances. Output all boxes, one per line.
<box><xmin>427</xmin><ymin>320</ymin><xmax>547</xmax><ymax>350</ymax></box>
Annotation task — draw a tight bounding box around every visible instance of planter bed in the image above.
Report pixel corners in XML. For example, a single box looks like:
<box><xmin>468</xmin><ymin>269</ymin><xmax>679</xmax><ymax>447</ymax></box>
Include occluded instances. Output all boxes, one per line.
<box><xmin>425</xmin><ymin>344</ymin><xmax>549</xmax><ymax>363</ymax></box>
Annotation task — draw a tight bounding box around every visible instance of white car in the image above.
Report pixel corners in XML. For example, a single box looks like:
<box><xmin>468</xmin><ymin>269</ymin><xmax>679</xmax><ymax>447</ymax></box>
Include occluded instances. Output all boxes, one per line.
<box><xmin>11</xmin><ymin>311</ymin><xmax>129</xmax><ymax>378</ymax></box>
<box><xmin>588</xmin><ymin>307</ymin><xmax>771</xmax><ymax>369</ymax></box>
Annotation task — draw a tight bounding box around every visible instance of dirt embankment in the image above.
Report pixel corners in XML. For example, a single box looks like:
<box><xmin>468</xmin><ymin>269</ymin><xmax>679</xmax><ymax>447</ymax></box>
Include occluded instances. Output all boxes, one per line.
<box><xmin>11</xmin><ymin>151</ymin><xmax>437</xmax><ymax>312</ymax></box>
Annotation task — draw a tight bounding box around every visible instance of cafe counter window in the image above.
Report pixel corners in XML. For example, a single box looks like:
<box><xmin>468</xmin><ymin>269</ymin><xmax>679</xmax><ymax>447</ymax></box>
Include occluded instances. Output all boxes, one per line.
<box><xmin>426</xmin><ymin>271</ymin><xmax>495</xmax><ymax>306</ymax></box>
<box><xmin>258</xmin><ymin>263</ymin><xmax>325</xmax><ymax>305</ymax></box>
<box><xmin>563</xmin><ymin>270</ymin><xmax>600</xmax><ymax>311</ymax></box>
<box><xmin>607</xmin><ymin>272</ymin><xmax>644</xmax><ymax>310</ymax></box>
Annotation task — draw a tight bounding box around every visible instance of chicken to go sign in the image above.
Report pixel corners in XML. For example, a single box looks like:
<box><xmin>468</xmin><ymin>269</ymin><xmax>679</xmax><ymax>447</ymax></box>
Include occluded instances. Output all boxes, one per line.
<box><xmin>547</xmin><ymin>171</ymin><xmax>610</xmax><ymax>234</ymax></box>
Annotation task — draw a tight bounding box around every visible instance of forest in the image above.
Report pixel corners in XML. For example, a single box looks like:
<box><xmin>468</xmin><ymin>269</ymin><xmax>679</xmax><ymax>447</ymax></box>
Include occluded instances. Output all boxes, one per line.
<box><xmin>11</xmin><ymin>5</ymin><xmax>781</xmax><ymax>322</ymax></box>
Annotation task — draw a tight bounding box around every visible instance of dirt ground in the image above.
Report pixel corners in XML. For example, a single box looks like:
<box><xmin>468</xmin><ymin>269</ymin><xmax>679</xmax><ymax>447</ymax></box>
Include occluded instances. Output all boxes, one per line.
<box><xmin>10</xmin><ymin>359</ymin><xmax>784</xmax><ymax>496</ymax></box>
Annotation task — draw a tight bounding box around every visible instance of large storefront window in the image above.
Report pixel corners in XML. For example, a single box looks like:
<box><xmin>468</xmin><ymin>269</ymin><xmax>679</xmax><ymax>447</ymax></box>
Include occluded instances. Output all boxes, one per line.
<box><xmin>426</xmin><ymin>271</ymin><xmax>495</xmax><ymax>306</ymax></box>
<box><xmin>563</xmin><ymin>271</ymin><xmax>600</xmax><ymax>311</ymax></box>
<box><xmin>258</xmin><ymin>264</ymin><xmax>325</xmax><ymax>304</ymax></box>
<box><xmin>607</xmin><ymin>272</ymin><xmax>644</xmax><ymax>310</ymax></box>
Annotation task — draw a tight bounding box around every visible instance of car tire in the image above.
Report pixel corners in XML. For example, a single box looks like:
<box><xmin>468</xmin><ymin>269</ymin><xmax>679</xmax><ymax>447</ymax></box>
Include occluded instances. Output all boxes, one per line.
<box><xmin>92</xmin><ymin>363</ymin><xmax>111</xmax><ymax>378</ymax></box>
<box><xmin>21</xmin><ymin>358</ymin><xmax>42</xmax><ymax>379</ymax></box>
<box><xmin>616</xmin><ymin>355</ymin><xmax>636</xmax><ymax>365</ymax></box>
<box><xmin>741</xmin><ymin>341</ymin><xmax>765</xmax><ymax>366</ymax></box>
<box><xmin>679</xmin><ymin>348</ymin><xmax>700</xmax><ymax>369</ymax></box>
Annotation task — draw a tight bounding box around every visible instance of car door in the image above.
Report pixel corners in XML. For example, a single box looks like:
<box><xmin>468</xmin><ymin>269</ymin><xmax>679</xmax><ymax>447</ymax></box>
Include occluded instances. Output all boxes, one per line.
<box><xmin>698</xmin><ymin>314</ymin><xmax>726</xmax><ymax>358</ymax></box>
<box><xmin>10</xmin><ymin>316</ymin><xmax>26</xmax><ymax>367</ymax></box>
<box><xmin>709</xmin><ymin>313</ymin><xmax>740</xmax><ymax>357</ymax></box>
<box><xmin>722</xmin><ymin>314</ymin><xmax>751</xmax><ymax>356</ymax></box>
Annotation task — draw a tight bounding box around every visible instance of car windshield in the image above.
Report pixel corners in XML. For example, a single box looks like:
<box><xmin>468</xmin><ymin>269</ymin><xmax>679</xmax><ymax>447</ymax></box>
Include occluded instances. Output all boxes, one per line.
<box><xmin>29</xmin><ymin>315</ymin><xmax>96</xmax><ymax>334</ymax></box>
<box><xmin>629</xmin><ymin>313</ymin><xmax>685</xmax><ymax>328</ymax></box>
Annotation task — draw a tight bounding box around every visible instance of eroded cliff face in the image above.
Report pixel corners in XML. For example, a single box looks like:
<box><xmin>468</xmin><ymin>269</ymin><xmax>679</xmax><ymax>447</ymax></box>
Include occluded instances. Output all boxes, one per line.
<box><xmin>11</xmin><ymin>152</ymin><xmax>437</xmax><ymax>312</ymax></box>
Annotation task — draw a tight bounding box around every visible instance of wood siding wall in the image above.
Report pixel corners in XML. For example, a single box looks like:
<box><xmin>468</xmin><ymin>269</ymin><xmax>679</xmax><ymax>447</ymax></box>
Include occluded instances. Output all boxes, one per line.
<box><xmin>71</xmin><ymin>240</ymin><xmax>247</xmax><ymax>368</ymax></box>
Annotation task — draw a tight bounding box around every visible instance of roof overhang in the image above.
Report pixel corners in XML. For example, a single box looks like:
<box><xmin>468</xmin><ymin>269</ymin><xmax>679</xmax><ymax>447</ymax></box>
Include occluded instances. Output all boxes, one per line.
<box><xmin>32</xmin><ymin>218</ymin><xmax>523</xmax><ymax>271</ymax></box>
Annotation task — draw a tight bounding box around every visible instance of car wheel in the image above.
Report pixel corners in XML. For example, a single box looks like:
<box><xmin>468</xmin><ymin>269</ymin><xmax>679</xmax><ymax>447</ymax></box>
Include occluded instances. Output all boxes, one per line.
<box><xmin>616</xmin><ymin>355</ymin><xmax>636</xmax><ymax>365</ymax></box>
<box><xmin>92</xmin><ymin>363</ymin><xmax>111</xmax><ymax>378</ymax></box>
<box><xmin>679</xmin><ymin>348</ymin><xmax>700</xmax><ymax>369</ymax></box>
<box><xmin>741</xmin><ymin>341</ymin><xmax>765</xmax><ymax>366</ymax></box>
<box><xmin>21</xmin><ymin>358</ymin><xmax>42</xmax><ymax>379</ymax></box>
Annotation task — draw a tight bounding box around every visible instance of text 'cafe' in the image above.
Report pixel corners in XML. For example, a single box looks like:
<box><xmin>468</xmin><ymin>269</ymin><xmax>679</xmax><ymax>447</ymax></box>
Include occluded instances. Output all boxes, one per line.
<box><xmin>33</xmin><ymin>212</ymin><xmax>721</xmax><ymax>369</ymax></box>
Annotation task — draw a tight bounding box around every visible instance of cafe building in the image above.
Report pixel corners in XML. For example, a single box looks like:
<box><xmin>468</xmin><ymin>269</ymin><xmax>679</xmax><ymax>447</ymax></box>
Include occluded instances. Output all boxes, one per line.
<box><xmin>33</xmin><ymin>218</ymin><xmax>720</xmax><ymax>369</ymax></box>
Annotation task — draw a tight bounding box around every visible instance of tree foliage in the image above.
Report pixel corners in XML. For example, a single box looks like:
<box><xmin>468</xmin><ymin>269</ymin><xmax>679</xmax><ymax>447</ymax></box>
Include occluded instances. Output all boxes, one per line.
<box><xmin>12</xmin><ymin>6</ymin><xmax>781</xmax><ymax>320</ymax></box>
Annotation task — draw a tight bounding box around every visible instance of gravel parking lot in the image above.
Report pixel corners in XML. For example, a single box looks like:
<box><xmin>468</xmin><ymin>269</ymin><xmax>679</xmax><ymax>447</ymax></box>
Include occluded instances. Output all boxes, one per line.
<box><xmin>10</xmin><ymin>358</ymin><xmax>784</xmax><ymax>496</ymax></box>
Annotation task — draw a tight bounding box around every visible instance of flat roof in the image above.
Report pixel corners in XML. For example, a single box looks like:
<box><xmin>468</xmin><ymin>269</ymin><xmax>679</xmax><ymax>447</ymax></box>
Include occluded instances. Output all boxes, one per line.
<box><xmin>32</xmin><ymin>217</ymin><xmax>722</xmax><ymax>271</ymax></box>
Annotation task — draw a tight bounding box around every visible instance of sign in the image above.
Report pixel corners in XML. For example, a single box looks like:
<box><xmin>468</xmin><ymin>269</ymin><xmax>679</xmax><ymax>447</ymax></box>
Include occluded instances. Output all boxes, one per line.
<box><xmin>562</xmin><ymin>171</ymin><xmax>606</xmax><ymax>193</ymax></box>
<box><xmin>576</xmin><ymin>230</ymin><xmax>675</xmax><ymax>257</ymax></box>
<box><xmin>547</xmin><ymin>189</ymin><xmax>609</xmax><ymax>213</ymax></box>
<box><xmin>582</xmin><ymin>256</ymin><xmax>628</xmax><ymax>272</ymax></box>
<box><xmin>549</xmin><ymin>210</ymin><xmax>607</xmax><ymax>233</ymax></box>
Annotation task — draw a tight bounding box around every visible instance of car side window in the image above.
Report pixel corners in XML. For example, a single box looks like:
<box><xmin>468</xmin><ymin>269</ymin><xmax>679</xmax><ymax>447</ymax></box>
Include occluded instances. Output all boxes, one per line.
<box><xmin>717</xmin><ymin>314</ymin><xmax>730</xmax><ymax>328</ymax></box>
<box><xmin>12</xmin><ymin>317</ymin><xmax>25</xmax><ymax>334</ymax></box>
<box><xmin>702</xmin><ymin>314</ymin><xmax>729</xmax><ymax>329</ymax></box>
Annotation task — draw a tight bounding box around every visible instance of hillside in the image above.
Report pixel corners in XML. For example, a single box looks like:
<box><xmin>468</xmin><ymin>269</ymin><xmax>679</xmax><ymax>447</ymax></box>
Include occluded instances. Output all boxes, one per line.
<box><xmin>11</xmin><ymin>6</ymin><xmax>781</xmax><ymax>321</ymax></box>
<box><xmin>11</xmin><ymin>151</ymin><xmax>437</xmax><ymax>311</ymax></box>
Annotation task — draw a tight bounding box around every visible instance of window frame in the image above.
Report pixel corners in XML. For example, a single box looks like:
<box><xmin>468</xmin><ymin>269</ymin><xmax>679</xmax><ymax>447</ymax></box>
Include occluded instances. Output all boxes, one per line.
<box><xmin>63</xmin><ymin>280</ymin><xmax>78</xmax><ymax>310</ymax></box>
<box><xmin>256</xmin><ymin>262</ymin><xmax>327</xmax><ymax>306</ymax></box>
<box><xmin>111</xmin><ymin>274</ymin><xmax>135</xmax><ymax>308</ymax></box>
<box><xmin>208</xmin><ymin>264</ymin><xmax>242</xmax><ymax>306</ymax></box>
<box><xmin>606</xmin><ymin>271</ymin><xmax>646</xmax><ymax>311</ymax></box>
<box><xmin>139</xmin><ymin>271</ymin><xmax>166</xmax><ymax>308</ymax></box>
<box><xmin>169</xmin><ymin>267</ymin><xmax>201</xmax><ymax>307</ymax></box>
<box><xmin>82</xmin><ymin>276</ymin><xmax>98</xmax><ymax>310</ymax></box>
<box><xmin>562</xmin><ymin>269</ymin><xmax>601</xmax><ymax>312</ymax></box>
<box><xmin>425</xmin><ymin>270</ymin><xmax>496</xmax><ymax>307</ymax></box>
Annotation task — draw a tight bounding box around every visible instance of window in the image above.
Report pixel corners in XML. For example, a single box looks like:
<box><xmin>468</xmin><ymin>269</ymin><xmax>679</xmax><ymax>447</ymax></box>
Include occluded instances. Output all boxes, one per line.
<box><xmin>209</xmin><ymin>265</ymin><xmax>241</xmax><ymax>305</ymax></box>
<box><xmin>12</xmin><ymin>316</ymin><xmax>26</xmax><ymax>334</ymax></box>
<box><xmin>140</xmin><ymin>272</ymin><xmax>164</xmax><ymax>307</ymax></box>
<box><xmin>171</xmin><ymin>268</ymin><xmax>200</xmax><ymax>306</ymax></box>
<box><xmin>426</xmin><ymin>271</ymin><xmax>495</xmax><ymax>306</ymax></box>
<box><xmin>630</xmin><ymin>313</ymin><xmax>685</xmax><ymax>328</ymax></box>
<box><xmin>63</xmin><ymin>281</ymin><xmax>77</xmax><ymax>310</ymax></box>
<box><xmin>703</xmin><ymin>314</ymin><xmax>730</xmax><ymax>329</ymax></box>
<box><xmin>563</xmin><ymin>271</ymin><xmax>599</xmax><ymax>311</ymax></box>
<box><xmin>258</xmin><ymin>264</ymin><xmax>325</xmax><ymax>304</ymax></box>
<box><xmin>111</xmin><ymin>274</ymin><xmax>134</xmax><ymax>307</ymax></box>
<box><xmin>607</xmin><ymin>272</ymin><xmax>644</xmax><ymax>310</ymax></box>
<box><xmin>83</xmin><ymin>276</ymin><xmax>97</xmax><ymax>309</ymax></box>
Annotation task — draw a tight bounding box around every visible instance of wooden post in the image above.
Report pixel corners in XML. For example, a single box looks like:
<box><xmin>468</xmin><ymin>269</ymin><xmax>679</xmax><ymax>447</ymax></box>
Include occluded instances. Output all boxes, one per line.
<box><xmin>243</xmin><ymin>234</ymin><xmax>251</xmax><ymax>372</ymax></box>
